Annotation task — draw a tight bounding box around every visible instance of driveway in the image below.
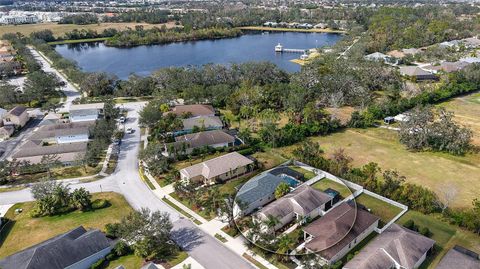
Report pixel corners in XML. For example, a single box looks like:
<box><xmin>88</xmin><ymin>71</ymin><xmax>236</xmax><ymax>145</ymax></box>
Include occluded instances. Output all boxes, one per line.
<box><xmin>0</xmin><ymin>101</ymin><xmax>254</xmax><ymax>269</ymax></box>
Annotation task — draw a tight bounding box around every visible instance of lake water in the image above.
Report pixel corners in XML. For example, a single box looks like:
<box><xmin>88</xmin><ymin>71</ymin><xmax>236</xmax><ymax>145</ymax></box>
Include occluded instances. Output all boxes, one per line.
<box><xmin>55</xmin><ymin>31</ymin><xmax>342</xmax><ymax>79</ymax></box>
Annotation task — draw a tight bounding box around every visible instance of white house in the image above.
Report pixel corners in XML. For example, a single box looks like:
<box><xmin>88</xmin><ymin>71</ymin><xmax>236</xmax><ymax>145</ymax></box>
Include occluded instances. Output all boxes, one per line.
<box><xmin>69</xmin><ymin>103</ymin><xmax>104</xmax><ymax>122</ymax></box>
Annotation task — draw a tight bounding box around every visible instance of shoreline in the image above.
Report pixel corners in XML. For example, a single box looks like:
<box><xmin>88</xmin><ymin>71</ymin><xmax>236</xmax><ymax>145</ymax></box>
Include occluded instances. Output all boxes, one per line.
<box><xmin>48</xmin><ymin>37</ymin><xmax>110</xmax><ymax>45</ymax></box>
<box><xmin>236</xmin><ymin>26</ymin><xmax>347</xmax><ymax>34</ymax></box>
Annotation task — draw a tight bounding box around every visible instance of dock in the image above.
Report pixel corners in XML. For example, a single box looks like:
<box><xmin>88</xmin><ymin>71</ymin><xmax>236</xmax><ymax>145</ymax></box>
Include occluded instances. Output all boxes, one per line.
<box><xmin>275</xmin><ymin>43</ymin><xmax>308</xmax><ymax>54</ymax></box>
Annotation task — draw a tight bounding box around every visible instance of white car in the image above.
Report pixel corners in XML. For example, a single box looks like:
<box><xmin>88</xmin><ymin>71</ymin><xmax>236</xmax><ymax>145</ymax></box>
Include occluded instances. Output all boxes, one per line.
<box><xmin>119</xmin><ymin>116</ymin><xmax>126</xmax><ymax>123</ymax></box>
<box><xmin>126</xmin><ymin>127</ymin><xmax>134</xmax><ymax>134</ymax></box>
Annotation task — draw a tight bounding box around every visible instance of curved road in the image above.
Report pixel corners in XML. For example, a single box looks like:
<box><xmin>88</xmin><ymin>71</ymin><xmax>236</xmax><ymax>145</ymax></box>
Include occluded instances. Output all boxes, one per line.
<box><xmin>0</xmin><ymin>102</ymin><xmax>254</xmax><ymax>269</ymax></box>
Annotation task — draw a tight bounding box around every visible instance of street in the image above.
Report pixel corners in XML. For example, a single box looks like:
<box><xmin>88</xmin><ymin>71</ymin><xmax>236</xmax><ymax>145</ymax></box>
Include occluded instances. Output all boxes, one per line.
<box><xmin>0</xmin><ymin>101</ymin><xmax>254</xmax><ymax>269</ymax></box>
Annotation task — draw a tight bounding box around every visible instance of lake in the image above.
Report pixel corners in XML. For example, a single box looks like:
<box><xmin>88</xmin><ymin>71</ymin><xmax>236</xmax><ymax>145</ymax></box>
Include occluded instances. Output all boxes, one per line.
<box><xmin>55</xmin><ymin>31</ymin><xmax>342</xmax><ymax>79</ymax></box>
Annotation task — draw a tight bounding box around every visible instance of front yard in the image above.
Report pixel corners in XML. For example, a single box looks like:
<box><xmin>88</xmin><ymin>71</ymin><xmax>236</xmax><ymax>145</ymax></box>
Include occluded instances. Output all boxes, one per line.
<box><xmin>0</xmin><ymin>192</ymin><xmax>134</xmax><ymax>258</ymax></box>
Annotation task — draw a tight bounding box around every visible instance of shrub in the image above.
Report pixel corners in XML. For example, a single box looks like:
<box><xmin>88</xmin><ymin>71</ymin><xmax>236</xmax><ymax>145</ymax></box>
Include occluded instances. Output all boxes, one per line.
<box><xmin>104</xmin><ymin>223</ymin><xmax>120</xmax><ymax>239</ymax></box>
<box><xmin>90</xmin><ymin>258</ymin><xmax>105</xmax><ymax>269</ymax></box>
<box><xmin>91</xmin><ymin>199</ymin><xmax>110</xmax><ymax>210</ymax></box>
<box><xmin>403</xmin><ymin>219</ymin><xmax>415</xmax><ymax>230</ymax></box>
<box><xmin>106</xmin><ymin>253</ymin><xmax>116</xmax><ymax>261</ymax></box>
<box><xmin>419</xmin><ymin>227</ymin><xmax>431</xmax><ymax>237</ymax></box>
<box><xmin>113</xmin><ymin>240</ymin><xmax>131</xmax><ymax>256</ymax></box>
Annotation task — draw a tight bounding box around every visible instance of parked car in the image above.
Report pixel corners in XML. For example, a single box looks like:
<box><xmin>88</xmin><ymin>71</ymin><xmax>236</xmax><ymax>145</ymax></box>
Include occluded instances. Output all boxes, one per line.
<box><xmin>119</xmin><ymin>116</ymin><xmax>126</xmax><ymax>123</ymax></box>
<box><xmin>126</xmin><ymin>127</ymin><xmax>134</xmax><ymax>134</ymax></box>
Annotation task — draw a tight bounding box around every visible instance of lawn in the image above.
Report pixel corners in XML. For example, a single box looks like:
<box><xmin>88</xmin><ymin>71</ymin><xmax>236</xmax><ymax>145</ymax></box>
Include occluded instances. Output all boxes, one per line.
<box><xmin>277</xmin><ymin>128</ymin><xmax>480</xmax><ymax>209</ymax></box>
<box><xmin>437</xmin><ymin>92</ymin><xmax>480</xmax><ymax>146</ymax></box>
<box><xmin>0</xmin><ymin>192</ymin><xmax>134</xmax><ymax>258</ymax></box>
<box><xmin>161</xmin><ymin>197</ymin><xmax>202</xmax><ymax>225</ymax></box>
<box><xmin>251</xmin><ymin>150</ymin><xmax>287</xmax><ymax>170</ymax></box>
<box><xmin>397</xmin><ymin>210</ymin><xmax>480</xmax><ymax>269</ymax></box>
<box><xmin>0</xmin><ymin>22</ymin><xmax>177</xmax><ymax>38</ymax></box>
<box><xmin>355</xmin><ymin>193</ymin><xmax>403</xmax><ymax>227</ymax></box>
<box><xmin>106</xmin><ymin>254</ymin><xmax>144</xmax><ymax>269</ymax></box>
<box><xmin>311</xmin><ymin>178</ymin><xmax>352</xmax><ymax>198</ymax></box>
<box><xmin>289</xmin><ymin>166</ymin><xmax>316</xmax><ymax>180</ymax></box>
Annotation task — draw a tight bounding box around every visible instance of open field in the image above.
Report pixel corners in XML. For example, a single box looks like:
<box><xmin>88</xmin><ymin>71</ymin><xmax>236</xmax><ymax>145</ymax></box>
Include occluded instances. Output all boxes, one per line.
<box><xmin>355</xmin><ymin>193</ymin><xmax>403</xmax><ymax>227</ymax></box>
<box><xmin>0</xmin><ymin>22</ymin><xmax>177</xmax><ymax>38</ymax></box>
<box><xmin>311</xmin><ymin>178</ymin><xmax>352</xmax><ymax>198</ymax></box>
<box><xmin>275</xmin><ymin>128</ymin><xmax>480</xmax><ymax>208</ymax></box>
<box><xmin>236</xmin><ymin>26</ymin><xmax>346</xmax><ymax>34</ymax></box>
<box><xmin>0</xmin><ymin>192</ymin><xmax>134</xmax><ymax>258</ymax></box>
<box><xmin>437</xmin><ymin>92</ymin><xmax>480</xmax><ymax>145</ymax></box>
<box><xmin>397</xmin><ymin>210</ymin><xmax>480</xmax><ymax>269</ymax></box>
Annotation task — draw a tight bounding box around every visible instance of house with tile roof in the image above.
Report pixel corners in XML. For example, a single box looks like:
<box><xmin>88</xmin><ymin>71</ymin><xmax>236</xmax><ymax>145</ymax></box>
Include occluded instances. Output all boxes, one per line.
<box><xmin>163</xmin><ymin>130</ymin><xmax>235</xmax><ymax>157</ymax></box>
<box><xmin>344</xmin><ymin>223</ymin><xmax>435</xmax><ymax>269</ymax></box>
<box><xmin>179</xmin><ymin>152</ymin><xmax>254</xmax><ymax>185</ymax></box>
<box><xmin>399</xmin><ymin>66</ymin><xmax>438</xmax><ymax>81</ymax></box>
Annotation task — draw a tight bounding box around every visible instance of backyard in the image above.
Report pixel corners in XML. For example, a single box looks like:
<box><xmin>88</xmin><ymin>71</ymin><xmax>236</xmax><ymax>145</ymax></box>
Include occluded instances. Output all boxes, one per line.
<box><xmin>355</xmin><ymin>193</ymin><xmax>404</xmax><ymax>227</ymax></box>
<box><xmin>311</xmin><ymin>178</ymin><xmax>352</xmax><ymax>198</ymax></box>
<box><xmin>0</xmin><ymin>192</ymin><xmax>134</xmax><ymax>258</ymax></box>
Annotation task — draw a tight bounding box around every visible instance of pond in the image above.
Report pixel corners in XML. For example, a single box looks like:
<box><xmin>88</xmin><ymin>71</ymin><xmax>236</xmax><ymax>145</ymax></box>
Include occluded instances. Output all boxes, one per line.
<box><xmin>55</xmin><ymin>31</ymin><xmax>342</xmax><ymax>79</ymax></box>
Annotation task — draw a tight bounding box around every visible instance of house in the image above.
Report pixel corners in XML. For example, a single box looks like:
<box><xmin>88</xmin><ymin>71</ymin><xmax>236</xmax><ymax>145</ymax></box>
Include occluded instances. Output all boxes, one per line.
<box><xmin>34</xmin><ymin>121</ymin><xmax>93</xmax><ymax>144</ymax></box>
<box><xmin>365</xmin><ymin>52</ymin><xmax>397</xmax><ymax>65</ymax></box>
<box><xmin>235</xmin><ymin>166</ymin><xmax>303</xmax><ymax>216</ymax></box>
<box><xmin>255</xmin><ymin>185</ymin><xmax>333</xmax><ymax>231</ymax></box>
<box><xmin>459</xmin><ymin>57</ymin><xmax>480</xmax><ymax>64</ymax></box>
<box><xmin>69</xmin><ymin>103</ymin><xmax>104</xmax><ymax>122</ymax></box>
<box><xmin>3</xmin><ymin>106</ymin><xmax>29</xmax><ymax>128</ymax></box>
<box><xmin>436</xmin><ymin>245</ymin><xmax>480</xmax><ymax>269</ymax></box>
<box><xmin>0</xmin><ymin>226</ymin><xmax>113</xmax><ymax>269</ymax></box>
<box><xmin>314</xmin><ymin>23</ymin><xmax>328</xmax><ymax>29</ymax></box>
<box><xmin>39</xmin><ymin>113</ymin><xmax>63</xmax><ymax>126</ymax></box>
<box><xmin>0</xmin><ymin>125</ymin><xmax>14</xmax><ymax>141</ymax></box>
<box><xmin>421</xmin><ymin>61</ymin><xmax>470</xmax><ymax>74</ymax></box>
<box><xmin>399</xmin><ymin>66</ymin><xmax>438</xmax><ymax>81</ymax></box>
<box><xmin>462</xmin><ymin>37</ymin><xmax>480</xmax><ymax>48</ymax></box>
<box><xmin>344</xmin><ymin>223</ymin><xmax>435</xmax><ymax>269</ymax></box>
<box><xmin>303</xmin><ymin>202</ymin><xmax>379</xmax><ymax>265</ymax></box>
<box><xmin>167</xmin><ymin>104</ymin><xmax>215</xmax><ymax>118</ymax></box>
<box><xmin>177</xmin><ymin>115</ymin><xmax>223</xmax><ymax>135</ymax></box>
<box><xmin>179</xmin><ymin>152</ymin><xmax>254</xmax><ymax>185</ymax></box>
<box><xmin>384</xmin><ymin>116</ymin><xmax>395</xmax><ymax>124</ymax></box>
<box><xmin>163</xmin><ymin>130</ymin><xmax>235</xmax><ymax>157</ymax></box>
<box><xmin>10</xmin><ymin>140</ymin><xmax>88</xmax><ymax>165</ymax></box>
<box><xmin>0</xmin><ymin>107</ymin><xmax>7</xmax><ymax>126</ymax></box>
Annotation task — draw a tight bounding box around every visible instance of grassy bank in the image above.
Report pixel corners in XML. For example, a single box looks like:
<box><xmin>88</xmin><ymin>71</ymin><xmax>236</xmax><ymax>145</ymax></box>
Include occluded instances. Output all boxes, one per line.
<box><xmin>48</xmin><ymin>37</ymin><xmax>110</xmax><ymax>45</ymax></box>
<box><xmin>0</xmin><ymin>192</ymin><xmax>134</xmax><ymax>258</ymax></box>
<box><xmin>236</xmin><ymin>26</ymin><xmax>346</xmax><ymax>34</ymax></box>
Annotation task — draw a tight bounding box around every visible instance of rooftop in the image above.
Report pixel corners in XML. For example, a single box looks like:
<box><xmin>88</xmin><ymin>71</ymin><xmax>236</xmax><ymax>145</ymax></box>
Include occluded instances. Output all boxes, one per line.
<box><xmin>169</xmin><ymin>104</ymin><xmax>215</xmax><ymax>117</ymax></box>
<box><xmin>70</xmin><ymin>103</ymin><xmax>104</xmax><ymax>111</ymax></box>
<box><xmin>169</xmin><ymin>130</ymin><xmax>235</xmax><ymax>151</ymax></box>
<box><xmin>236</xmin><ymin>172</ymin><xmax>291</xmax><ymax>206</ymax></box>
<box><xmin>181</xmin><ymin>116</ymin><xmax>223</xmax><ymax>131</ymax></box>
<box><xmin>436</xmin><ymin>245</ymin><xmax>480</xmax><ymax>269</ymax></box>
<box><xmin>180</xmin><ymin>152</ymin><xmax>253</xmax><ymax>180</ymax></box>
<box><xmin>7</xmin><ymin>106</ymin><xmax>27</xmax><ymax>117</ymax></box>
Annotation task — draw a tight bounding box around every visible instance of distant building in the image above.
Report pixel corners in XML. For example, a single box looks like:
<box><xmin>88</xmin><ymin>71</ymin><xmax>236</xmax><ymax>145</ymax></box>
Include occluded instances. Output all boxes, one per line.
<box><xmin>11</xmin><ymin>140</ymin><xmax>88</xmax><ymax>165</ymax></box>
<box><xmin>0</xmin><ymin>125</ymin><xmax>14</xmax><ymax>141</ymax></box>
<box><xmin>178</xmin><ymin>115</ymin><xmax>223</xmax><ymax>135</ymax></box>
<box><xmin>0</xmin><ymin>226</ymin><xmax>112</xmax><ymax>269</ymax></box>
<box><xmin>163</xmin><ymin>129</ymin><xmax>235</xmax><ymax>157</ymax></box>
<box><xmin>421</xmin><ymin>61</ymin><xmax>470</xmax><ymax>74</ymax></box>
<box><xmin>34</xmin><ymin>121</ymin><xmax>93</xmax><ymax>144</ymax></box>
<box><xmin>303</xmin><ymin>202</ymin><xmax>379</xmax><ymax>265</ymax></box>
<box><xmin>344</xmin><ymin>223</ymin><xmax>435</xmax><ymax>269</ymax></box>
<box><xmin>166</xmin><ymin>104</ymin><xmax>216</xmax><ymax>118</ymax></box>
<box><xmin>399</xmin><ymin>66</ymin><xmax>438</xmax><ymax>81</ymax></box>
<box><xmin>436</xmin><ymin>245</ymin><xmax>480</xmax><ymax>269</ymax></box>
<box><xmin>255</xmin><ymin>185</ymin><xmax>333</xmax><ymax>231</ymax></box>
<box><xmin>179</xmin><ymin>152</ymin><xmax>254</xmax><ymax>185</ymax></box>
<box><xmin>3</xmin><ymin>106</ymin><xmax>29</xmax><ymax>128</ymax></box>
<box><xmin>69</xmin><ymin>103</ymin><xmax>104</xmax><ymax>122</ymax></box>
<box><xmin>365</xmin><ymin>52</ymin><xmax>398</xmax><ymax>65</ymax></box>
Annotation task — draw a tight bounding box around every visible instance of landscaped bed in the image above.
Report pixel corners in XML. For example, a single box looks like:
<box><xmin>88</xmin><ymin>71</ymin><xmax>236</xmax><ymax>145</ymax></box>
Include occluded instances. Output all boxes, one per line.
<box><xmin>0</xmin><ymin>192</ymin><xmax>134</xmax><ymax>258</ymax></box>
<box><xmin>355</xmin><ymin>193</ymin><xmax>403</xmax><ymax>227</ymax></box>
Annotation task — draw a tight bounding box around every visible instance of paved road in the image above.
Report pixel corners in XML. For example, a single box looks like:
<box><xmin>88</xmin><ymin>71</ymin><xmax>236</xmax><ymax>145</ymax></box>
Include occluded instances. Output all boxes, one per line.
<box><xmin>0</xmin><ymin>102</ymin><xmax>254</xmax><ymax>269</ymax></box>
<box><xmin>28</xmin><ymin>46</ymin><xmax>81</xmax><ymax>113</ymax></box>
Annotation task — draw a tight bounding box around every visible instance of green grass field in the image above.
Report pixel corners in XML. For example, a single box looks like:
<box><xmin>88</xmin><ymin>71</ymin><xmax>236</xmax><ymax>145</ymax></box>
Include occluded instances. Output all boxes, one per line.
<box><xmin>355</xmin><ymin>193</ymin><xmax>403</xmax><ymax>227</ymax></box>
<box><xmin>311</xmin><ymin>178</ymin><xmax>352</xmax><ymax>198</ymax></box>
<box><xmin>0</xmin><ymin>192</ymin><xmax>134</xmax><ymax>258</ymax></box>
<box><xmin>397</xmin><ymin>211</ymin><xmax>480</xmax><ymax>268</ymax></box>
<box><xmin>276</xmin><ymin>128</ymin><xmax>480</xmax><ymax>209</ymax></box>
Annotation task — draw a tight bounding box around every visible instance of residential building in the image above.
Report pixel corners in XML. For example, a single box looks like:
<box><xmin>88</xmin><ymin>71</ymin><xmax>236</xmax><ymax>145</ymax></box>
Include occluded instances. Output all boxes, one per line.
<box><xmin>255</xmin><ymin>185</ymin><xmax>333</xmax><ymax>231</ymax></box>
<box><xmin>399</xmin><ymin>66</ymin><xmax>438</xmax><ymax>81</ymax></box>
<box><xmin>11</xmin><ymin>140</ymin><xmax>88</xmax><ymax>165</ymax></box>
<box><xmin>167</xmin><ymin>104</ymin><xmax>215</xmax><ymax>118</ymax></box>
<box><xmin>235</xmin><ymin>166</ymin><xmax>304</xmax><ymax>216</ymax></box>
<box><xmin>38</xmin><ymin>113</ymin><xmax>63</xmax><ymax>126</ymax></box>
<box><xmin>178</xmin><ymin>115</ymin><xmax>223</xmax><ymax>135</ymax></box>
<box><xmin>365</xmin><ymin>52</ymin><xmax>398</xmax><ymax>65</ymax></box>
<box><xmin>303</xmin><ymin>202</ymin><xmax>379</xmax><ymax>265</ymax></box>
<box><xmin>69</xmin><ymin>103</ymin><xmax>104</xmax><ymax>122</ymax></box>
<box><xmin>179</xmin><ymin>152</ymin><xmax>254</xmax><ymax>185</ymax></box>
<box><xmin>421</xmin><ymin>61</ymin><xmax>470</xmax><ymax>74</ymax></box>
<box><xmin>34</xmin><ymin>121</ymin><xmax>93</xmax><ymax>144</ymax></box>
<box><xmin>163</xmin><ymin>129</ymin><xmax>235</xmax><ymax>157</ymax></box>
<box><xmin>0</xmin><ymin>107</ymin><xmax>7</xmax><ymax>126</ymax></box>
<box><xmin>436</xmin><ymin>245</ymin><xmax>480</xmax><ymax>269</ymax></box>
<box><xmin>3</xmin><ymin>106</ymin><xmax>29</xmax><ymax>128</ymax></box>
<box><xmin>0</xmin><ymin>125</ymin><xmax>14</xmax><ymax>141</ymax></box>
<box><xmin>0</xmin><ymin>226</ymin><xmax>112</xmax><ymax>269</ymax></box>
<box><xmin>344</xmin><ymin>223</ymin><xmax>435</xmax><ymax>269</ymax></box>
<box><xmin>459</xmin><ymin>57</ymin><xmax>480</xmax><ymax>64</ymax></box>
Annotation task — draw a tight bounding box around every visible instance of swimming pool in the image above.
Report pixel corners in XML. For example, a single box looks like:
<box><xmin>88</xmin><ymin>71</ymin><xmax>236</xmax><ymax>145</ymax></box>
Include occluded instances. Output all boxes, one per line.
<box><xmin>279</xmin><ymin>174</ymin><xmax>300</xmax><ymax>187</ymax></box>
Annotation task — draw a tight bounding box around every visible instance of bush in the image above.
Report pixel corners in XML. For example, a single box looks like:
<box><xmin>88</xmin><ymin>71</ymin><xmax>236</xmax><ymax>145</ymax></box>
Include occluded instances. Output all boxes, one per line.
<box><xmin>104</xmin><ymin>223</ymin><xmax>120</xmax><ymax>239</ymax></box>
<box><xmin>106</xmin><ymin>253</ymin><xmax>116</xmax><ymax>261</ymax></box>
<box><xmin>90</xmin><ymin>258</ymin><xmax>105</xmax><ymax>269</ymax></box>
<box><xmin>419</xmin><ymin>227</ymin><xmax>431</xmax><ymax>237</ymax></box>
<box><xmin>403</xmin><ymin>219</ymin><xmax>415</xmax><ymax>230</ymax></box>
<box><xmin>237</xmin><ymin>147</ymin><xmax>255</xmax><ymax>155</ymax></box>
<box><xmin>91</xmin><ymin>199</ymin><xmax>110</xmax><ymax>210</ymax></box>
<box><xmin>113</xmin><ymin>240</ymin><xmax>131</xmax><ymax>256</ymax></box>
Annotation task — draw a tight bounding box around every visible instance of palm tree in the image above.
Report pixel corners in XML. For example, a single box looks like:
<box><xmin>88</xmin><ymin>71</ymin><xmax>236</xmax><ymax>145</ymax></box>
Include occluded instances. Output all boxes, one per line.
<box><xmin>276</xmin><ymin>235</ymin><xmax>294</xmax><ymax>260</ymax></box>
<box><xmin>263</xmin><ymin>215</ymin><xmax>281</xmax><ymax>233</ymax></box>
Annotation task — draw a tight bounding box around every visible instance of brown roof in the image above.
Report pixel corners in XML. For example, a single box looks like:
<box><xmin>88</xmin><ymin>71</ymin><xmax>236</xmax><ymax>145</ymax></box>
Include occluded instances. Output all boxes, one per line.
<box><xmin>168</xmin><ymin>130</ymin><xmax>235</xmax><ymax>151</ymax></box>
<box><xmin>169</xmin><ymin>104</ymin><xmax>215</xmax><ymax>117</ymax></box>
<box><xmin>344</xmin><ymin>223</ymin><xmax>435</xmax><ymax>269</ymax></box>
<box><xmin>436</xmin><ymin>245</ymin><xmax>480</xmax><ymax>269</ymax></box>
<box><xmin>304</xmin><ymin>202</ymin><xmax>379</xmax><ymax>260</ymax></box>
<box><xmin>12</xmin><ymin>140</ymin><xmax>87</xmax><ymax>163</ymax></box>
<box><xmin>180</xmin><ymin>152</ymin><xmax>253</xmax><ymax>180</ymax></box>
<box><xmin>34</xmin><ymin>122</ymin><xmax>93</xmax><ymax>139</ymax></box>
<box><xmin>8</xmin><ymin>106</ymin><xmax>27</xmax><ymax>117</ymax></box>
<box><xmin>258</xmin><ymin>185</ymin><xmax>332</xmax><ymax>220</ymax></box>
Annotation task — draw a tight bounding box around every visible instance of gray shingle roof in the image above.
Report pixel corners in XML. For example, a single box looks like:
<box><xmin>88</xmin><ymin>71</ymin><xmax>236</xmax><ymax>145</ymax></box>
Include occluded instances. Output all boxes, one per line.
<box><xmin>344</xmin><ymin>223</ymin><xmax>435</xmax><ymax>269</ymax></box>
<box><xmin>236</xmin><ymin>172</ymin><xmax>291</xmax><ymax>205</ymax></box>
<box><xmin>169</xmin><ymin>104</ymin><xmax>215</xmax><ymax>117</ymax></box>
<box><xmin>168</xmin><ymin>130</ymin><xmax>234</xmax><ymax>151</ymax></box>
<box><xmin>8</xmin><ymin>106</ymin><xmax>26</xmax><ymax>117</ymax></box>
<box><xmin>34</xmin><ymin>121</ymin><xmax>93</xmax><ymax>139</ymax></box>
<box><xmin>436</xmin><ymin>245</ymin><xmax>480</xmax><ymax>269</ymax></box>
<box><xmin>181</xmin><ymin>116</ymin><xmax>223</xmax><ymax>131</ymax></box>
<box><xmin>0</xmin><ymin>226</ymin><xmax>112</xmax><ymax>269</ymax></box>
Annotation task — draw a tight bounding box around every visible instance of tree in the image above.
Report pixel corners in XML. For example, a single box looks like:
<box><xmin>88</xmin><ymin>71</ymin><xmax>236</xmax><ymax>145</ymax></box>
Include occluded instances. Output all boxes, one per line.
<box><xmin>31</xmin><ymin>179</ymin><xmax>71</xmax><ymax>216</ymax></box>
<box><xmin>274</xmin><ymin>182</ymin><xmax>290</xmax><ymax>199</ymax></box>
<box><xmin>139</xmin><ymin>101</ymin><xmax>164</xmax><ymax>129</ymax></box>
<box><xmin>40</xmin><ymin>154</ymin><xmax>60</xmax><ymax>178</ymax></box>
<box><xmin>329</xmin><ymin>148</ymin><xmax>353</xmax><ymax>177</ymax></box>
<box><xmin>436</xmin><ymin>183</ymin><xmax>458</xmax><ymax>214</ymax></box>
<box><xmin>70</xmin><ymin>187</ymin><xmax>92</xmax><ymax>211</ymax></box>
<box><xmin>117</xmin><ymin>208</ymin><xmax>177</xmax><ymax>260</ymax></box>
<box><xmin>263</xmin><ymin>215</ymin><xmax>281</xmax><ymax>231</ymax></box>
<box><xmin>80</xmin><ymin>72</ymin><xmax>117</xmax><ymax>97</ymax></box>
